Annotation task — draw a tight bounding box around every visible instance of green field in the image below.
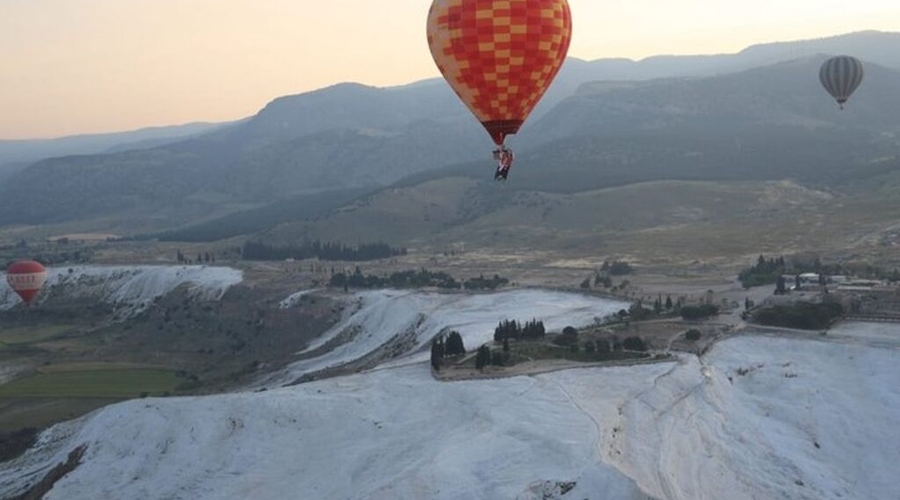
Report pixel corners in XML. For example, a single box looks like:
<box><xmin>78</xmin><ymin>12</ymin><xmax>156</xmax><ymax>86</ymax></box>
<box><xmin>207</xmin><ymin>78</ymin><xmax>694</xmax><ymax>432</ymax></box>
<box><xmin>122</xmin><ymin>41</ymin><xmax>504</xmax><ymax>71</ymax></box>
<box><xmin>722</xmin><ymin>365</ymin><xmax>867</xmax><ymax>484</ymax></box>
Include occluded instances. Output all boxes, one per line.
<box><xmin>0</xmin><ymin>368</ymin><xmax>179</xmax><ymax>398</ymax></box>
<box><xmin>0</xmin><ymin>325</ymin><xmax>72</xmax><ymax>347</ymax></box>
<box><xmin>0</xmin><ymin>398</ymin><xmax>119</xmax><ymax>433</ymax></box>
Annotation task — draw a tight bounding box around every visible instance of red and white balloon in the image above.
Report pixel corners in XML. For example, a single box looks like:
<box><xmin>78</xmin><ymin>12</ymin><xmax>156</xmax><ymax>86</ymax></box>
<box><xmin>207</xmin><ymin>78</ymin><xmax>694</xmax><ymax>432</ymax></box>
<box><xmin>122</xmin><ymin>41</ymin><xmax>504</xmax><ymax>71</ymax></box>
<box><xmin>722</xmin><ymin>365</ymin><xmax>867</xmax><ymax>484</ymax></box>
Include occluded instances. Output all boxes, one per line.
<box><xmin>6</xmin><ymin>260</ymin><xmax>47</xmax><ymax>305</ymax></box>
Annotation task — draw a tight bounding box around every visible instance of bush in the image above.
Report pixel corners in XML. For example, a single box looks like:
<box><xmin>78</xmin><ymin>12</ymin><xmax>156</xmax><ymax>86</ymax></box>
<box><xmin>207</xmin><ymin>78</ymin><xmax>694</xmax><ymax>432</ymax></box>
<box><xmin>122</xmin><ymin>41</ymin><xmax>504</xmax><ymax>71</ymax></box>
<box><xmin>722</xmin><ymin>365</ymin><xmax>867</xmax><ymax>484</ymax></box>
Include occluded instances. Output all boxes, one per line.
<box><xmin>553</xmin><ymin>334</ymin><xmax>579</xmax><ymax>347</ymax></box>
<box><xmin>680</xmin><ymin>304</ymin><xmax>720</xmax><ymax>320</ymax></box>
<box><xmin>622</xmin><ymin>336</ymin><xmax>648</xmax><ymax>352</ymax></box>
<box><xmin>685</xmin><ymin>329</ymin><xmax>702</xmax><ymax>341</ymax></box>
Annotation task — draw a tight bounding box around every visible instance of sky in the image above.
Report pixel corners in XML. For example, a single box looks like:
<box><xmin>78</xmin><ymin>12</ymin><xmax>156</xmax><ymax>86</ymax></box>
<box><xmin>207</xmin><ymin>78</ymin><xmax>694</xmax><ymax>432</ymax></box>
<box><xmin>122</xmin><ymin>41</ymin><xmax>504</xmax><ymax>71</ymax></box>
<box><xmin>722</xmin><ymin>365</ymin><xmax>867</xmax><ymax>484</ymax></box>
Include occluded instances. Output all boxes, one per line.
<box><xmin>1</xmin><ymin>0</ymin><xmax>899</xmax><ymax>139</ymax></box>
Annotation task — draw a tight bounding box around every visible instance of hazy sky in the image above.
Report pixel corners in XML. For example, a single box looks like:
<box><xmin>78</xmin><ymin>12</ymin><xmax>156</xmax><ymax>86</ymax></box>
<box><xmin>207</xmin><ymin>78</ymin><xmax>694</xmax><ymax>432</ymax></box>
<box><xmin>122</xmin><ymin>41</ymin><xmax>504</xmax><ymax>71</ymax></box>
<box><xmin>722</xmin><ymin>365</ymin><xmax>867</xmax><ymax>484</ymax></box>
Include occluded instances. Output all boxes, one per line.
<box><xmin>1</xmin><ymin>0</ymin><xmax>898</xmax><ymax>139</ymax></box>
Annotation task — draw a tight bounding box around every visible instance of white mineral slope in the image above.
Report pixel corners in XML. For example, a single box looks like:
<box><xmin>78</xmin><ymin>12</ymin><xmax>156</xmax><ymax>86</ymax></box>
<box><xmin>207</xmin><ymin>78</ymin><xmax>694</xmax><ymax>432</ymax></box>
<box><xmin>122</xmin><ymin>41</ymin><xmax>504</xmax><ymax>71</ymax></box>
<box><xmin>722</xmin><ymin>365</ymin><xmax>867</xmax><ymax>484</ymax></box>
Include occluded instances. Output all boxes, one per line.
<box><xmin>0</xmin><ymin>366</ymin><xmax>657</xmax><ymax>500</ymax></box>
<box><xmin>592</xmin><ymin>333</ymin><xmax>900</xmax><ymax>500</ymax></box>
<box><xmin>264</xmin><ymin>289</ymin><xmax>629</xmax><ymax>386</ymax></box>
<box><xmin>0</xmin><ymin>265</ymin><xmax>243</xmax><ymax>316</ymax></box>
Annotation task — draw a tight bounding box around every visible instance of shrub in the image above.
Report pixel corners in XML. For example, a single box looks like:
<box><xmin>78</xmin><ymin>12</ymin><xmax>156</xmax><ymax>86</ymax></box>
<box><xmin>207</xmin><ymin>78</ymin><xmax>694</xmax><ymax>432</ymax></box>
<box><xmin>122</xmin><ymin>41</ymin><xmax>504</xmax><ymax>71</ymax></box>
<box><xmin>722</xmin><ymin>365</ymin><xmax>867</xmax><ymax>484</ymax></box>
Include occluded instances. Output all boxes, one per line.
<box><xmin>685</xmin><ymin>329</ymin><xmax>702</xmax><ymax>341</ymax></box>
<box><xmin>553</xmin><ymin>334</ymin><xmax>579</xmax><ymax>347</ymax></box>
<box><xmin>680</xmin><ymin>304</ymin><xmax>720</xmax><ymax>320</ymax></box>
<box><xmin>622</xmin><ymin>336</ymin><xmax>647</xmax><ymax>352</ymax></box>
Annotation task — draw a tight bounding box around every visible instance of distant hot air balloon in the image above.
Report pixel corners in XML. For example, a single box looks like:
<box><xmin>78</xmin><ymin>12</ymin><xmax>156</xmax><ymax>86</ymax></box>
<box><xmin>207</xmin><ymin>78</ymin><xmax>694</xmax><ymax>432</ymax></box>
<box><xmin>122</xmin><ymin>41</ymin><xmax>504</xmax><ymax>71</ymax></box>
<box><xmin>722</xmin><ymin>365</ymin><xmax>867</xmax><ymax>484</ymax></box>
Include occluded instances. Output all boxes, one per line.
<box><xmin>427</xmin><ymin>0</ymin><xmax>572</xmax><ymax>179</ymax></box>
<box><xmin>819</xmin><ymin>56</ymin><xmax>864</xmax><ymax>110</ymax></box>
<box><xmin>6</xmin><ymin>260</ymin><xmax>47</xmax><ymax>305</ymax></box>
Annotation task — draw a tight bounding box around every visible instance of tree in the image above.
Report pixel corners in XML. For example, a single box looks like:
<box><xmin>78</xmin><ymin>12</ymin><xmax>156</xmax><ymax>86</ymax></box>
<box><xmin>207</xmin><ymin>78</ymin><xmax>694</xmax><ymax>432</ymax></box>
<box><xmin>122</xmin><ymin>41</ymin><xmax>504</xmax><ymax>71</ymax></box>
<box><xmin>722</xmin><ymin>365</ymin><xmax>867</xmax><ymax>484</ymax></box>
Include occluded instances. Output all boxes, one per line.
<box><xmin>491</xmin><ymin>351</ymin><xmax>503</xmax><ymax>366</ymax></box>
<box><xmin>430</xmin><ymin>338</ymin><xmax>443</xmax><ymax>371</ymax></box>
<box><xmin>775</xmin><ymin>275</ymin><xmax>787</xmax><ymax>295</ymax></box>
<box><xmin>580</xmin><ymin>277</ymin><xmax>591</xmax><ymax>289</ymax></box>
<box><xmin>623</xmin><ymin>336</ymin><xmax>647</xmax><ymax>352</ymax></box>
<box><xmin>475</xmin><ymin>345</ymin><xmax>491</xmax><ymax>370</ymax></box>
<box><xmin>446</xmin><ymin>331</ymin><xmax>466</xmax><ymax>356</ymax></box>
<box><xmin>502</xmin><ymin>337</ymin><xmax>510</xmax><ymax>353</ymax></box>
<box><xmin>665</xmin><ymin>296</ymin><xmax>673</xmax><ymax>310</ymax></box>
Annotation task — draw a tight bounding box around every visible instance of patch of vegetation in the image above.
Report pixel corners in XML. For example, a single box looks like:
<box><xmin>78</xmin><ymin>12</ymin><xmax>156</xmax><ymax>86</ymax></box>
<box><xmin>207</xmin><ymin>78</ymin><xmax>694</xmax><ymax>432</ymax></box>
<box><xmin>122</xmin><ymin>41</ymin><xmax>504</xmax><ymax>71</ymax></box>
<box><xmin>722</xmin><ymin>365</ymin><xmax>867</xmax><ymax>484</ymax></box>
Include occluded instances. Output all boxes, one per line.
<box><xmin>494</xmin><ymin>319</ymin><xmax>546</xmax><ymax>342</ymax></box>
<box><xmin>0</xmin><ymin>398</ymin><xmax>119</xmax><ymax>433</ymax></box>
<box><xmin>680</xmin><ymin>304</ymin><xmax>720</xmax><ymax>320</ymax></box>
<box><xmin>431</xmin><ymin>331</ymin><xmax>466</xmax><ymax>371</ymax></box>
<box><xmin>0</xmin><ymin>369</ymin><xmax>180</xmax><ymax>398</ymax></box>
<box><xmin>622</xmin><ymin>336</ymin><xmax>648</xmax><ymax>352</ymax></box>
<box><xmin>739</xmin><ymin>255</ymin><xmax>786</xmax><ymax>288</ymax></box>
<box><xmin>0</xmin><ymin>325</ymin><xmax>72</xmax><ymax>346</ymax></box>
<box><xmin>509</xmin><ymin>341</ymin><xmax>649</xmax><ymax>364</ymax></box>
<box><xmin>463</xmin><ymin>274</ymin><xmax>509</xmax><ymax>291</ymax></box>
<box><xmin>330</xmin><ymin>267</ymin><xmax>462</xmax><ymax>290</ymax></box>
<box><xmin>242</xmin><ymin>239</ymin><xmax>406</xmax><ymax>262</ymax></box>
<box><xmin>685</xmin><ymin>329</ymin><xmax>702</xmax><ymax>341</ymax></box>
<box><xmin>601</xmin><ymin>260</ymin><xmax>634</xmax><ymax>276</ymax></box>
<box><xmin>753</xmin><ymin>301</ymin><xmax>844</xmax><ymax>330</ymax></box>
<box><xmin>0</xmin><ymin>427</ymin><xmax>38</xmax><ymax>463</ymax></box>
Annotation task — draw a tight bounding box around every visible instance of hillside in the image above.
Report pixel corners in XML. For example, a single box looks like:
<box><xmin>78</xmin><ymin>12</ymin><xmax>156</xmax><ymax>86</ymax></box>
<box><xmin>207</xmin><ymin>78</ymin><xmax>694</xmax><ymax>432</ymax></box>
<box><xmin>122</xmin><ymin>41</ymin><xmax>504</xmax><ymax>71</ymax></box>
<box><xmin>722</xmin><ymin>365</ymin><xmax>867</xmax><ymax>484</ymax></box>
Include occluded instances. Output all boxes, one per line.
<box><xmin>259</xmin><ymin>178</ymin><xmax>900</xmax><ymax>266</ymax></box>
<box><xmin>2</xmin><ymin>32</ymin><xmax>899</xmax><ymax>233</ymax></box>
<box><xmin>1</xmin><ymin>289</ymin><xmax>896</xmax><ymax>500</ymax></box>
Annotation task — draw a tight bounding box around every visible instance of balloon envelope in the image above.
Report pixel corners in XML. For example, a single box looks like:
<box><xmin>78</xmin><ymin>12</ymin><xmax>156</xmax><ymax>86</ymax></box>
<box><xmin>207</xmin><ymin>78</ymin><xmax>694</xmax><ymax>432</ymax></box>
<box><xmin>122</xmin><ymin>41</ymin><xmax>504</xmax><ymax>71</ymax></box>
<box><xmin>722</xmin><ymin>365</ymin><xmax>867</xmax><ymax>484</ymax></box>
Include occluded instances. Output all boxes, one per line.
<box><xmin>6</xmin><ymin>260</ymin><xmax>47</xmax><ymax>305</ymax></box>
<box><xmin>819</xmin><ymin>56</ymin><xmax>864</xmax><ymax>108</ymax></box>
<box><xmin>427</xmin><ymin>0</ymin><xmax>572</xmax><ymax>145</ymax></box>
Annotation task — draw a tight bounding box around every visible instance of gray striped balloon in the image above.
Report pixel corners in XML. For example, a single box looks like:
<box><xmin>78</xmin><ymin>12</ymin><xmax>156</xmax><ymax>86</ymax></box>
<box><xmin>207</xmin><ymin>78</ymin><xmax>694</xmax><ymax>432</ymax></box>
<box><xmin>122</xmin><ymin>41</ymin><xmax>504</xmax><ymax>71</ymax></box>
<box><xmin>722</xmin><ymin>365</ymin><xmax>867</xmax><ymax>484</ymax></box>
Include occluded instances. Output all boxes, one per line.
<box><xmin>819</xmin><ymin>56</ymin><xmax>864</xmax><ymax>110</ymax></box>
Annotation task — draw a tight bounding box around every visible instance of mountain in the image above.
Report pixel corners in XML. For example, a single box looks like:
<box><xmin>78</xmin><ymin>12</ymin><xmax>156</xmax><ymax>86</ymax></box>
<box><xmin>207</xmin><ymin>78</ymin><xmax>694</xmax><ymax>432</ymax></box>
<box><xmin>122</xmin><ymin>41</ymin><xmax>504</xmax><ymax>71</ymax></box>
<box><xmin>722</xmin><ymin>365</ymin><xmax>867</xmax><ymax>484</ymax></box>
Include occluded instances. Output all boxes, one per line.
<box><xmin>251</xmin><ymin>58</ymin><xmax>900</xmax><ymax>259</ymax></box>
<box><xmin>0</xmin><ymin>83</ymin><xmax>486</xmax><ymax>228</ymax></box>
<box><xmin>531</xmin><ymin>30</ymin><xmax>900</xmax><ymax>119</ymax></box>
<box><xmin>0</xmin><ymin>122</ymin><xmax>230</xmax><ymax>169</ymax></box>
<box><xmin>2</xmin><ymin>31</ymin><xmax>899</xmax><ymax>234</ymax></box>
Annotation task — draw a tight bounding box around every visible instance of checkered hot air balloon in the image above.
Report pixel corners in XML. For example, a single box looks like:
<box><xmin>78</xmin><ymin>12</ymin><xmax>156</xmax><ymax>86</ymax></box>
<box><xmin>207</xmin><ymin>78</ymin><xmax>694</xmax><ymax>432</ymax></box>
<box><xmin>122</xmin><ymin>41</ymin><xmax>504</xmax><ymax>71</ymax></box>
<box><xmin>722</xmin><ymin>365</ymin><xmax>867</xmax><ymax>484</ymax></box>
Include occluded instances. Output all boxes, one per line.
<box><xmin>819</xmin><ymin>56</ymin><xmax>864</xmax><ymax>110</ymax></box>
<box><xmin>427</xmin><ymin>0</ymin><xmax>572</xmax><ymax>153</ymax></box>
<box><xmin>6</xmin><ymin>260</ymin><xmax>47</xmax><ymax>305</ymax></box>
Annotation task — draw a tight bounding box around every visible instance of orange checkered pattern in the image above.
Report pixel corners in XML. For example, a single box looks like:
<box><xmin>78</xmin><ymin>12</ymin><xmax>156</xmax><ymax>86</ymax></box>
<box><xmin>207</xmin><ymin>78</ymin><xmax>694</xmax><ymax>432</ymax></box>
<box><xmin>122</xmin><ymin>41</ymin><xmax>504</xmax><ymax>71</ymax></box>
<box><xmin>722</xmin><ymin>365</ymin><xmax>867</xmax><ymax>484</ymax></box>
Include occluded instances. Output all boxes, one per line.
<box><xmin>427</xmin><ymin>0</ymin><xmax>572</xmax><ymax>145</ymax></box>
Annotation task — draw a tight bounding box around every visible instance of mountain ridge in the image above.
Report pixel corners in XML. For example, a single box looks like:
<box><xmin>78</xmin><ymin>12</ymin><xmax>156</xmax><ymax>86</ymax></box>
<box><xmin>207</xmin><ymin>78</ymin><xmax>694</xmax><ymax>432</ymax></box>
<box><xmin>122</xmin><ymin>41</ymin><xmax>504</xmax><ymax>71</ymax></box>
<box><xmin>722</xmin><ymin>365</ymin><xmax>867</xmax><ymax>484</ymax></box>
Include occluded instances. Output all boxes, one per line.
<box><xmin>1</xmin><ymin>31</ymin><xmax>898</xmax><ymax>237</ymax></box>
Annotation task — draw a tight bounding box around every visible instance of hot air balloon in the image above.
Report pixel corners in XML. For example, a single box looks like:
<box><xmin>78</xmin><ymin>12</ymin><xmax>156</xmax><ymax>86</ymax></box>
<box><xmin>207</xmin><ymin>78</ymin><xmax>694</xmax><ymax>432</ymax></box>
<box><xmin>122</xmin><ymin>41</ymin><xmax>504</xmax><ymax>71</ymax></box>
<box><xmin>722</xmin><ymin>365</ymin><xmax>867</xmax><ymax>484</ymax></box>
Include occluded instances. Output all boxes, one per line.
<box><xmin>427</xmin><ymin>0</ymin><xmax>572</xmax><ymax>180</ymax></box>
<box><xmin>819</xmin><ymin>56</ymin><xmax>864</xmax><ymax>110</ymax></box>
<box><xmin>6</xmin><ymin>260</ymin><xmax>47</xmax><ymax>305</ymax></box>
